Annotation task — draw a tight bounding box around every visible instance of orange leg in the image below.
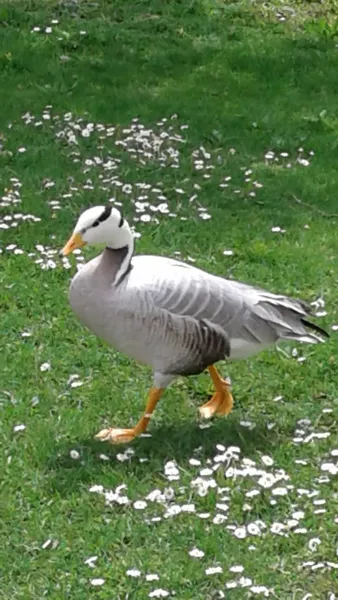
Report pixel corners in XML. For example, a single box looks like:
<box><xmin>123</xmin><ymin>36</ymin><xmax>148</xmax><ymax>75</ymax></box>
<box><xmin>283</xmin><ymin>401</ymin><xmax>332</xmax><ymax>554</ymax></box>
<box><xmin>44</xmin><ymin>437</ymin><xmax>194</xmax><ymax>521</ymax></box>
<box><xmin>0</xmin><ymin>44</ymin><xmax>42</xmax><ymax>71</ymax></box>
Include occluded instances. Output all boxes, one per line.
<box><xmin>95</xmin><ymin>387</ymin><xmax>164</xmax><ymax>444</ymax></box>
<box><xmin>199</xmin><ymin>365</ymin><xmax>234</xmax><ymax>419</ymax></box>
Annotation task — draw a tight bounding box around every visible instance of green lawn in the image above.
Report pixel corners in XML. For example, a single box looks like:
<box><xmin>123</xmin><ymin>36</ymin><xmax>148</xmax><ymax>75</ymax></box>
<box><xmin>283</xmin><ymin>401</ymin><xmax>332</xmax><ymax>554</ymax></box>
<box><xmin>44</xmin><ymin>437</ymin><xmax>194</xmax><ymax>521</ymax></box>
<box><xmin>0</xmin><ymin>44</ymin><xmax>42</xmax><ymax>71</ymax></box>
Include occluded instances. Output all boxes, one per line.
<box><xmin>1</xmin><ymin>1</ymin><xmax>338</xmax><ymax>598</ymax></box>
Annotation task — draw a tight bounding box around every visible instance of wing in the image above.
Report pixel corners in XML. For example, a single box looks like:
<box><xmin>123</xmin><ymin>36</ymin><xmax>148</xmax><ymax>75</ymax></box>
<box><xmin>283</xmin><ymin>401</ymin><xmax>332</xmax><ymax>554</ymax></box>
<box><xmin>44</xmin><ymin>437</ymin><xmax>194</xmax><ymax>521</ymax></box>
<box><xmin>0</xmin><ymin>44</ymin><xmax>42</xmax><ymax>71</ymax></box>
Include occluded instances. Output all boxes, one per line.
<box><xmin>130</xmin><ymin>256</ymin><xmax>244</xmax><ymax>328</ymax></box>
<box><xmin>126</xmin><ymin>257</ymin><xmax>233</xmax><ymax>375</ymax></box>
<box><xmin>157</xmin><ymin>312</ymin><xmax>231</xmax><ymax>376</ymax></box>
<box><xmin>127</xmin><ymin>257</ymin><xmax>327</xmax><ymax>365</ymax></box>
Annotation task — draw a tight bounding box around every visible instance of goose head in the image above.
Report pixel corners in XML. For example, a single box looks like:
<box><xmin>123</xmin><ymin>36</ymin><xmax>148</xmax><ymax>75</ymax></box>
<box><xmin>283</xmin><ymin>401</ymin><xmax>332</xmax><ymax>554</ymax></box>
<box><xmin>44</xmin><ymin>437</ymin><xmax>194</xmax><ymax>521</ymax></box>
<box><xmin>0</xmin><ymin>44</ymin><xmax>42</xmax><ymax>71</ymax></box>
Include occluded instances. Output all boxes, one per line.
<box><xmin>60</xmin><ymin>205</ymin><xmax>132</xmax><ymax>256</ymax></box>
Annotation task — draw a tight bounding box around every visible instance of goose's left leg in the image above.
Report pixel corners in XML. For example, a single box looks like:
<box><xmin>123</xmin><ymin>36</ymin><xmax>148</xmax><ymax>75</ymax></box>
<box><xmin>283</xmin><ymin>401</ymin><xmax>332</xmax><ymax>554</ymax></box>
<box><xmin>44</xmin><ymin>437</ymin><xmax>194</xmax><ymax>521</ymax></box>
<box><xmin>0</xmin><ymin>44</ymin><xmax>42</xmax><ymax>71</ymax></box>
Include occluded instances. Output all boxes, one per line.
<box><xmin>199</xmin><ymin>365</ymin><xmax>233</xmax><ymax>419</ymax></box>
<box><xmin>95</xmin><ymin>387</ymin><xmax>164</xmax><ymax>444</ymax></box>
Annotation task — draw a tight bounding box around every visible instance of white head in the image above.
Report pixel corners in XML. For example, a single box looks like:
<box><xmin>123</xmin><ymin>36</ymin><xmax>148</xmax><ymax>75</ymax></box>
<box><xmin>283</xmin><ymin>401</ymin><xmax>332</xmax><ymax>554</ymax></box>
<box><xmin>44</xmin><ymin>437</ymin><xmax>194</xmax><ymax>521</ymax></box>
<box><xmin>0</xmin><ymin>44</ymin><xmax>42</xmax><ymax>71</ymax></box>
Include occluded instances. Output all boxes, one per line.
<box><xmin>61</xmin><ymin>205</ymin><xmax>132</xmax><ymax>256</ymax></box>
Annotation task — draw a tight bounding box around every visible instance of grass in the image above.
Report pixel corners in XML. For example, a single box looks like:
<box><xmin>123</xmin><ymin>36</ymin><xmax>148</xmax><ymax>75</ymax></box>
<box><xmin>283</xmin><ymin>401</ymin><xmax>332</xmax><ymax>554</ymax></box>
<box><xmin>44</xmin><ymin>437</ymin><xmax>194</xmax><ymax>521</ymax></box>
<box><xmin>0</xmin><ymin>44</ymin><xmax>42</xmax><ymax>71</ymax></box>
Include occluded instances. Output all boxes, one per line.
<box><xmin>1</xmin><ymin>0</ymin><xmax>338</xmax><ymax>598</ymax></box>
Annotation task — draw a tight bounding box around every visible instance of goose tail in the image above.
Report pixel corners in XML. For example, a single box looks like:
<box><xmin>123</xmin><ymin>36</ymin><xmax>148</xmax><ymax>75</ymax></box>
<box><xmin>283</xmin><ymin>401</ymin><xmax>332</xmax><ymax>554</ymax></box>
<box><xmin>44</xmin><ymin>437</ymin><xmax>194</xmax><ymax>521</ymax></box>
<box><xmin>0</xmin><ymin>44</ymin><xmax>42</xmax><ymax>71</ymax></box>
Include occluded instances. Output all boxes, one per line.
<box><xmin>255</xmin><ymin>293</ymin><xmax>329</xmax><ymax>344</ymax></box>
<box><xmin>237</xmin><ymin>286</ymin><xmax>330</xmax><ymax>345</ymax></box>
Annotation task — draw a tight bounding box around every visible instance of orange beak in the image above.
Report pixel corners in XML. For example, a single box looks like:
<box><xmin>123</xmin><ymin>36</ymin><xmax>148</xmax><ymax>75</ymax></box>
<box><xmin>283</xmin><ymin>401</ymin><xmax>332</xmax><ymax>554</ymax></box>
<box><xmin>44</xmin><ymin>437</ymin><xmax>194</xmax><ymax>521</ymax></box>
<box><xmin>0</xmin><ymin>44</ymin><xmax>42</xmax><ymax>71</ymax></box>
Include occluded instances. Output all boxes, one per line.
<box><xmin>60</xmin><ymin>232</ymin><xmax>86</xmax><ymax>256</ymax></box>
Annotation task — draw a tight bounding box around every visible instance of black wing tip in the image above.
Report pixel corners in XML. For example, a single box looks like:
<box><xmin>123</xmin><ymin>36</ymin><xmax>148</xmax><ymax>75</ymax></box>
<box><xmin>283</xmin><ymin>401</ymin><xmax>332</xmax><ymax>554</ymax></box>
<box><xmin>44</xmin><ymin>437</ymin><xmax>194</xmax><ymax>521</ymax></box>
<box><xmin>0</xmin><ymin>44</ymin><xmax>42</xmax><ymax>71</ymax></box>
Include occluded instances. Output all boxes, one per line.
<box><xmin>301</xmin><ymin>318</ymin><xmax>330</xmax><ymax>339</ymax></box>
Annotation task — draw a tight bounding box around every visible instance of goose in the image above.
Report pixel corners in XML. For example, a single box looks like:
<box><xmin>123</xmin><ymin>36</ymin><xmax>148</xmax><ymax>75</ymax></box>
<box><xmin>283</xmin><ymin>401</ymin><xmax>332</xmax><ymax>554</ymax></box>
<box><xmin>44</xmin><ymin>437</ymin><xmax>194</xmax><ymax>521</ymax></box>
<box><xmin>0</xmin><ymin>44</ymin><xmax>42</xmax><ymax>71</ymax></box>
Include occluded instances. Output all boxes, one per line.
<box><xmin>60</xmin><ymin>205</ymin><xmax>328</xmax><ymax>444</ymax></box>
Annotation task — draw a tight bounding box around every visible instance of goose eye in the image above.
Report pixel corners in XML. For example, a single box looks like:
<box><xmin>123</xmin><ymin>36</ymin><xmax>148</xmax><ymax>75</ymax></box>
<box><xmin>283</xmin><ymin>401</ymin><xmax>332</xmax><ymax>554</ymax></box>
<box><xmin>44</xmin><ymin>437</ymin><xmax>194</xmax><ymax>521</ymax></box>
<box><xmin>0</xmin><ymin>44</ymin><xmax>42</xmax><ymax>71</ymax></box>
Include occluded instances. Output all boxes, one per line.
<box><xmin>92</xmin><ymin>220</ymin><xmax>100</xmax><ymax>228</ymax></box>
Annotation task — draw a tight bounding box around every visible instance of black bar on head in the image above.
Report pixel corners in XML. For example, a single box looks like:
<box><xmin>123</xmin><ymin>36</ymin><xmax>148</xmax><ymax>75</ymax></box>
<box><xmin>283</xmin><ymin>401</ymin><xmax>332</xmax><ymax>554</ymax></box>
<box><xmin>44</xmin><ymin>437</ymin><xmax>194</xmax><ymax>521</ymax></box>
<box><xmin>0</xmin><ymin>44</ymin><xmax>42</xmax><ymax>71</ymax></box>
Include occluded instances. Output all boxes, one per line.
<box><xmin>118</xmin><ymin>213</ymin><xmax>124</xmax><ymax>228</ymax></box>
<box><xmin>98</xmin><ymin>205</ymin><xmax>112</xmax><ymax>223</ymax></box>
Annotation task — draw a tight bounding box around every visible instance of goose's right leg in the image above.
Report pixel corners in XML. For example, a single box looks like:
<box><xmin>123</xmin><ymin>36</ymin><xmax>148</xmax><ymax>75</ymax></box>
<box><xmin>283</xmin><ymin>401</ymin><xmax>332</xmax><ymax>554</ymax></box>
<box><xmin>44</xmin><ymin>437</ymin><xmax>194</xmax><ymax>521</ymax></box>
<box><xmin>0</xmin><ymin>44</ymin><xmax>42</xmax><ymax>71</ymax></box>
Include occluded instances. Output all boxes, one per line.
<box><xmin>199</xmin><ymin>365</ymin><xmax>233</xmax><ymax>419</ymax></box>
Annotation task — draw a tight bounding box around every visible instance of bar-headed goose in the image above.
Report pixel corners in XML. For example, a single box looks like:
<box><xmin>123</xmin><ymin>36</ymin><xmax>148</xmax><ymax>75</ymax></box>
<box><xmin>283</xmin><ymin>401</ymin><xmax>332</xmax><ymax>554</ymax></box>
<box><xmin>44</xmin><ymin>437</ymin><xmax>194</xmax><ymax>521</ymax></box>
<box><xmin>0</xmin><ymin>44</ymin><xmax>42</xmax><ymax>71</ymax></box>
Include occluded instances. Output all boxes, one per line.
<box><xmin>61</xmin><ymin>205</ymin><xmax>328</xmax><ymax>444</ymax></box>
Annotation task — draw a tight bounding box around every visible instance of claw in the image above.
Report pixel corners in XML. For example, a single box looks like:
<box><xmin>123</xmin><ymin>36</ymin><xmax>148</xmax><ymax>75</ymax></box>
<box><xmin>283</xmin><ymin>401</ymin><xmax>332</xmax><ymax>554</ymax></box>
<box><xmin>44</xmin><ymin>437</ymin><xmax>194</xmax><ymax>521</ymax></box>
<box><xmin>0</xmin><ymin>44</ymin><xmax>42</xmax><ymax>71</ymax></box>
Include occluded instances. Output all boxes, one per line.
<box><xmin>94</xmin><ymin>428</ymin><xmax>114</xmax><ymax>441</ymax></box>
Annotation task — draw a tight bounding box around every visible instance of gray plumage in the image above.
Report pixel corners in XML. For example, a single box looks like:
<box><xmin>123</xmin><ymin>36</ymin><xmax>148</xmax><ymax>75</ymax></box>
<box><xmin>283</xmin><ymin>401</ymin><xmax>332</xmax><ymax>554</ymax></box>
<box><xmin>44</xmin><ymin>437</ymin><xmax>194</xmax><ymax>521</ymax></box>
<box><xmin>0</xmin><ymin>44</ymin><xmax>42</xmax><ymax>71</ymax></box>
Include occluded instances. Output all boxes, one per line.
<box><xmin>68</xmin><ymin>245</ymin><xmax>328</xmax><ymax>390</ymax></box>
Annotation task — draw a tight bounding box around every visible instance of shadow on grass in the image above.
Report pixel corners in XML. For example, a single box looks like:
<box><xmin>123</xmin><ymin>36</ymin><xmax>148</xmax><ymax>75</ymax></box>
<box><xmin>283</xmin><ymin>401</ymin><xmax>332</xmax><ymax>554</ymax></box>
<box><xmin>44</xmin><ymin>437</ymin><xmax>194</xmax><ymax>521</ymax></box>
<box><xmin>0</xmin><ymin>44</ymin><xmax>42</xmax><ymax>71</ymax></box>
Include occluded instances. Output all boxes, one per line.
<box><xmin>45</xmin><ymin>417</ymin><xmax>288</xmax><ymax>496</ymax></box>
